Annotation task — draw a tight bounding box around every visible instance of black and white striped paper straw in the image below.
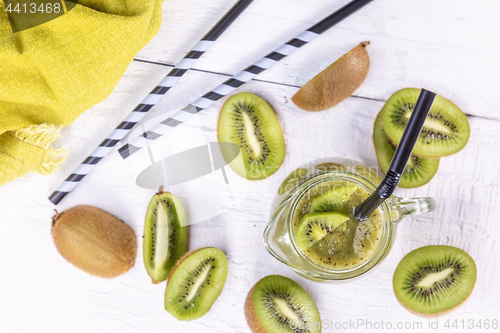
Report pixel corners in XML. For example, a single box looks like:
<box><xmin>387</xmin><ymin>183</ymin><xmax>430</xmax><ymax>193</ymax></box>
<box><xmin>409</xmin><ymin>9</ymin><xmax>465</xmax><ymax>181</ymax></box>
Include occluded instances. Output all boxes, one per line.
<box><xmin>118</xmin><ymin>0</ymin><xmax>373</xmax><ymax>159</ymax></box>
<box><xmin>49</xmin><ymin>0</ymin><xmax>254</xmax><ymax>205</ymax></box>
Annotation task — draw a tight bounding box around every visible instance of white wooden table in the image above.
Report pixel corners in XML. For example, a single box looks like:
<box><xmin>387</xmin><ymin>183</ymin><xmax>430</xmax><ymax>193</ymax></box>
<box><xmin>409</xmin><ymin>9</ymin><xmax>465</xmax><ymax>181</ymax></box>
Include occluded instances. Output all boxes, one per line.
<box><xmin>1</xmin><ymin>1</ymin><xmax>499</xmax><ymax>332</ymax></box>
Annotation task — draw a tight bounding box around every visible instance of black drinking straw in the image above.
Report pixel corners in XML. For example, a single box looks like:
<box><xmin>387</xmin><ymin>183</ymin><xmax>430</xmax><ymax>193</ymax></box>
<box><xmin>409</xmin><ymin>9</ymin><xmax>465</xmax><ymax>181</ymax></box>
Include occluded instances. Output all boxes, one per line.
<box><xmin>354</xmin><ymin>89</ymin><xmax>437</xmax><ymax>221</ymax></box>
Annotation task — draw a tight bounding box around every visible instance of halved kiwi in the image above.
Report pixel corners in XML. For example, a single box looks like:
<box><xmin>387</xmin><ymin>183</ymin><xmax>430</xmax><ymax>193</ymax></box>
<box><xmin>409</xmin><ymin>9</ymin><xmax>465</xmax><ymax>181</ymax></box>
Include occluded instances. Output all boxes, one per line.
<box><xmin>295</xmin><ymin>212</ymin><xmax>350</xmax><ymax>250</ymax></box>
<box><xmin>164</xmin><ymin>247</ymin><xmax>228</xmax><ymax>321</ymax></box>
<box><xmin>143</xmin><ymin>187</ymin><xmax>187</xmax><ymax>283</ymax></box>
<box><xmin>373</xmin><ymin>112</ymin><xmax>439</xmax><ymax>188</ymax></box>
<box><xmin>218</xmin><ymin>93</ymin><xmax>285</xmax><ymax>180</ymax></box>
<box><xmin>309</xmin><ymin>185</ymin><xmax>357</xmax><ymax>213</ymax></box>
<box><xmin>315</xmin><ymin>162</ymin><xmax>349</xmax><ymax>172</ymax></box>
<box><xmin>245</xmin><ymin>275</ymin><xmax>321</xmax><ymax>333</ymax></box>
<box><xmin>381</xmin><ymin>88</ymin><xmax>470</xmax><ymax>157</ymax></box>
<box><xmin>393</xmin><ymin>245</ymin><xmax>476</xmax><ymax>318</ymax></box>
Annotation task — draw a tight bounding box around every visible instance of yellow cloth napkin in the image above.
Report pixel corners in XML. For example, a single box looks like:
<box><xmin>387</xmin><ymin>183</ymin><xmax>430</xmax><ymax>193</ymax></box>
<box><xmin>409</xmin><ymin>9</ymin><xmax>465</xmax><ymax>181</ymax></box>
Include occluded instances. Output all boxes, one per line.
<box><xmin>0</xmin><ymin>0</ymin><xmax>163</xmax><ymax>186</ymax></box>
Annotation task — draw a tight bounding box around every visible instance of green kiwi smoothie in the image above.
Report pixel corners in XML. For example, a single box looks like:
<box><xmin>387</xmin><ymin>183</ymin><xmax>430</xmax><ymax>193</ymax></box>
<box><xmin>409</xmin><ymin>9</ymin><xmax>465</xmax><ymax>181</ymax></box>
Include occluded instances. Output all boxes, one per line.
<box><xmin>291</xmin><ymin>180</ymin><xmax>383</xmax><ymax>269</ymax></box>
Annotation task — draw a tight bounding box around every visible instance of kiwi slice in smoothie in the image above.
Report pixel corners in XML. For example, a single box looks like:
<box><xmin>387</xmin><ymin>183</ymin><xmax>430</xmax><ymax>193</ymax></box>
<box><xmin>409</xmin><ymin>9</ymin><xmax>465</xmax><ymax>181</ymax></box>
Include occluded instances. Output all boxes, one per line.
<box><xmin>393</xmin><ymin>246</ymin><xmax>476</xmax><ymax>318</ymax></box>
<box><xmin>218</xmin><ymin>93</ymin><xmax>285</xmax><ymax>180</ymax></box>
<box><xmin>245</xmin><ymin>275</ymin><xmax>321</xmax><ymax>333</ymax></box>
<box><xmin>309</xmin><ymin>185</ymin><xmax>357</xmax><ymax>213</ymax></box>
<box><xmin>164</xmin><ymin>247</ymin><xmax>228</xmax><ymax>321</ymax></box>
<box><xmin>381</xmin><ymin>88</ymin><xmax>470</xmax><ymax>157</ymax></box>
<box><xmin>295</xmin><ymin>212</ymin><xmax>349</xmax><ymax>250</ymax></box>
<box><xmin>374</xmin><ymin>112</ymin><xmax>439</xmax><ymax>188</ymax></box>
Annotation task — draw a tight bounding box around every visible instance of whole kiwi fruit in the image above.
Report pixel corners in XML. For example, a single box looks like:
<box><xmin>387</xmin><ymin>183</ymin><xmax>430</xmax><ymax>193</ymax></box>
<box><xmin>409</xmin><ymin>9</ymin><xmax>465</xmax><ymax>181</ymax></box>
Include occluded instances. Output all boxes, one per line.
<box><xmin>51</xmin><ymin>205</ymin><xmax>137</xmax><ymax>278</ymax></box>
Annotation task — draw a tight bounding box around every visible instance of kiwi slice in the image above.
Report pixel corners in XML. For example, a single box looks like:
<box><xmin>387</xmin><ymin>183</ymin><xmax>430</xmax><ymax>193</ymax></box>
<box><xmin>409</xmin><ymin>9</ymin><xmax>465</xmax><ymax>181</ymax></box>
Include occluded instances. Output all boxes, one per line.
<box><xmin>164</xmin><ymin>247</ymin><xmax>228</xmax><ymax>321</ymax></box>
<box><xmin>309</xmin><ymin>185</ymin><xmax>357</xmax><ymax>213</ymax></box>
<box><xmin>295</xmin><ymin>212</ymin><xmax>350</xmax><ymax>250</ymax></box>
<box><xmin>373</xmin><ymin>112</ymin><xmax>439</xmax><ymax>188</ymax></box>
<box><xmin>143</xmin><ymin>187</ymin><xmax>187</xmax><ymax>283</ymax></box>
<box><xmin>381</xmin><ymin>88</ymin><xmax>470</xmax><ymax>157</ymax></box>
<box><xmin>218</xmin><ymin>93</ymin><xmax>286</xmax><ymax>180</ymax></box>
<box><xmin>292</xmin><ymin>41</ymin><xmax>370</xmax><ymax>112</ymax></box>
<box><xmin>393</xmin><ymin>245</ymin><xmax>476</xmax><ymax>318</ymax></box>
<box><xmin>245</xmin><ymin>275</ymin><xmax>321</xmax><ymax>333</ymax></box>
<box><xmin>306</xmin><ymin>223</ymin><xmax>358</xmax><ymax>268</ymax></box>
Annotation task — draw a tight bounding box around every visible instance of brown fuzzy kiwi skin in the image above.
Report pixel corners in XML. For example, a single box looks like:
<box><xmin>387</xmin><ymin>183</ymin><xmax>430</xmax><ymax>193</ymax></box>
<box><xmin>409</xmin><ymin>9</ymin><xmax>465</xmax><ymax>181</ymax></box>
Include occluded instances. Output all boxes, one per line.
<box><xmin>292</xmin><ymin>41</ymin><xmax>370</xmax><ymax>112</ymax></box>
<box><xmin>51</xmin><ymin>205</ymin><xmax>137</xmax><ymax>278</ymax></box>
<box><xmin>244</xmin><ymin>285</ymin><xmax>269</xmax><ymax>333</ymax></box>
<box><xmin>396</xmin><ymin>293</ymin><xmax>473</xmax><ymax>319</ymax></box>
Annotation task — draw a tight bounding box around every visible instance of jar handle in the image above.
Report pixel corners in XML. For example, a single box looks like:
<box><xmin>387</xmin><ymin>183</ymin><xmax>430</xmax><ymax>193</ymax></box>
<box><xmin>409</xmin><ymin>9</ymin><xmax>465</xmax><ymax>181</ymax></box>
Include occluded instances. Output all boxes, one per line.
<box><xmin>389</xmin><ymin>196</ymin><xmax>436</xmax><ymax>223</ymax></box>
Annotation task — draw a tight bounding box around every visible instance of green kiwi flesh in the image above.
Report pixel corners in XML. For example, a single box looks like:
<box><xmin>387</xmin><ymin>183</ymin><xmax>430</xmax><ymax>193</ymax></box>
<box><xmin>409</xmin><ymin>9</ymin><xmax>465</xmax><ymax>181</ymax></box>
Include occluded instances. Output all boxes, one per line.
<box><xmin>144</xmin><ymin>188</ymin><xmax>187</xmax><ymax>283</ymax></box>
<box><xmin>165</xmin><ymin>247</ymin><xmax>228</xmax><ymax>321</ymax></box>
<box><xmin>374</xmin><ymin>112</ymin><xmax>439</xmax><ymax>188</ymax></box>
<box><xmin>296</xmin><ymin>212</ymin><xmax>350</xmax><ymax>250</ymax></box>
<box><xmin>245</xmin><ymin>275</ymin><xmax>321</xmax><ymax>333</ymax></box>
<box><xmin>381</xmin><ymin>88</ymin><xmax>470</xmax><ymax>157</ymax></box>
<box><xmin>309</xmin><ymin>185</ymin><xmax>357</xmax><ymax>213</ymax></box>
<box><xmin>218</xmin><ymin>93</ymin><xmax>286</xmax><ymax>180</ymax></box>
<box><xmin>393</xmin><ymin>245</ymin><xmax>476</xmax><ymax>318</ymax></box>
